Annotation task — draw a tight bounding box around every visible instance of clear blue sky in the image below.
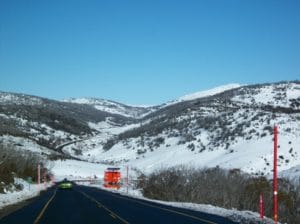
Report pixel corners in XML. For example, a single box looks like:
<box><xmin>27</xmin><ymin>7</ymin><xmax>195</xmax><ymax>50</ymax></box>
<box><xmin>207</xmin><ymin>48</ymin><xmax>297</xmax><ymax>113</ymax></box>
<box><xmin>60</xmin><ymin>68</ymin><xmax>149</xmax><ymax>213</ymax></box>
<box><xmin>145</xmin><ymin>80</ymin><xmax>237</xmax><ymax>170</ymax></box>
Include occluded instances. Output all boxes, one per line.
<box><xmin>1</xmin><ymin>0</ymin><xmax>299</xmax><ymax>105</ymax></box>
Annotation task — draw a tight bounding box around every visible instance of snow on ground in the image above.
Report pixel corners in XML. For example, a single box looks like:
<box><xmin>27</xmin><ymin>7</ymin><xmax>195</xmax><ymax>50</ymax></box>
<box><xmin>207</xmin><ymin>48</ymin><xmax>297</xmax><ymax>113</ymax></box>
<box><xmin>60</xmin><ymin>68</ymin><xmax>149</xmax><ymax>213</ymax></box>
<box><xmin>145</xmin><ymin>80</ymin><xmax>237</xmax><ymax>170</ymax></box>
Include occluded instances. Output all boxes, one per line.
<box><xmin>62</xmin><ymin>122</ymin><xmax>141</xmax><ymax>162</ymax></box>
<box><xmin>161</xmin><ymin>84</ymin><xmax>242</xmax><ymax>107</ymax></box>
<box><xmin>178</xmin><ymin>84</ymin><xmax>241</xmax><ymax>102</ymax></box>
<box><xmin>0</xmin><ymin>93</ymin><xmax>43</xmax><ymax>106</ymax></box>
<box><xmin>1</xmin><ymin>135</ymin><xmax>56</xmax><ymax>155</ymax></box>
<box><xmin>232</xmin><ymin>82</ymin><xmax>300</xmax><ymax>108</ymax></box>
<box><xmin>64</xmin><ymin>98</ymin><xmax>129</xmax><ymax>116</ymax></box>
<box><xmin>286</xmin><ymin>83</ymin><xmax>300</xmax><ymax>101</ymax></box>
<box><xmin>161</xmin><ymin>201</ymin><xmax>276</xmax><ymax>224</ymax></box>
<box><xmin>82</xmin><ymin>128</ymin><xmax>300</xmax><ymax>177</ymax></box>
<box><xmin>51</xmin><ymin>159</ymin><xmax>110</xmax><ymax>180</ymax></box>
<box><xmin>63</xmin><ymin>97</ymin><xmax>151</xmax><ymax>118</ymax></box>
<box><xmin>153</xmin><ymin>200</ymin><xmax>276</xmax><ymax>224</ymax></box>
<box><xmin>0</xmin><ymin>179</ymin><xmax>51</xmax><ymax>210</ymax></box>
<box><xmin>280</xmin><ymin>165</ymin><xmax>300</xmax><ymax>181</ymax></box>
<box><xmin>0</xmin><ymin>160</ymin><xmax>107</xmax><ymax>211</ymax></box>
<box><xmin>91</xmin><ymin>122</ymin><xmax>140</xmax><ymax>135</ymax></box>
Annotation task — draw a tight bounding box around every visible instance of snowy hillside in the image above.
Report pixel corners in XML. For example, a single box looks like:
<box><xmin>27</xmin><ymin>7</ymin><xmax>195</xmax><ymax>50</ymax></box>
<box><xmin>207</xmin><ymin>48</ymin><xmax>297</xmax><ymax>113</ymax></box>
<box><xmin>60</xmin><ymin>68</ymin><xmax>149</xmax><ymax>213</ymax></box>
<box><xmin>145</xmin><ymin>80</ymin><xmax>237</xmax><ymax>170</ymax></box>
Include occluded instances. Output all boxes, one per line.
<box><xmin>64</xmin><ymin>97</ymin><xmax>156</xmax><ymax>118</ymax></box>
<box><xmin>1</xmin><ymin>81</ymin><xmax>300</xmax><ymax>223</ymax></box>
<box><xmin>232</xmin><ymin>82</ymin><xmax>300</xmax><ymax>108</ymax></box>
<box><xmin>1</xmin><ymin>81</ymin><xmax>300</xmax><ymax>179</ymax></box>
<box><xmin>62</xmin><ymin>81</ymin><xmax>300</xmax><ymax>178</ymax></box>
<box><xmin>178</xmin><ymin>83</ymin><xmax>241</xmax><ymax>102</ymax></box>
<box><xmin>280</xmin><ymin>164</ymin><xmax>300</xmax><ymax>180</ymax></box>
<box><xmin>0</xmin><ymin>92</ymin><xmax>43</xmax><ymax>106</ymax></box>
<box><xmin>0</xmin><ymin>92</ymin><xmax>134</xmax><ymax>153</ymax></box>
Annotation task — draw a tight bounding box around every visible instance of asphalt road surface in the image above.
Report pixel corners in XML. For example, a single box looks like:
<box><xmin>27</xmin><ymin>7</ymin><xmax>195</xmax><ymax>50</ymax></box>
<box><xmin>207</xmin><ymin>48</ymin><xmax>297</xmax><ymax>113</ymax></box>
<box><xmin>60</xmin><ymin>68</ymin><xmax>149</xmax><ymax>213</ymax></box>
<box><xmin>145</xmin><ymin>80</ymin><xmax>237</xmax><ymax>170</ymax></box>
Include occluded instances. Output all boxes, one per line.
<box><xmin>0</xmin><ymin>184</ymin><xmax>238</xmax><ymax>224</ymax></box>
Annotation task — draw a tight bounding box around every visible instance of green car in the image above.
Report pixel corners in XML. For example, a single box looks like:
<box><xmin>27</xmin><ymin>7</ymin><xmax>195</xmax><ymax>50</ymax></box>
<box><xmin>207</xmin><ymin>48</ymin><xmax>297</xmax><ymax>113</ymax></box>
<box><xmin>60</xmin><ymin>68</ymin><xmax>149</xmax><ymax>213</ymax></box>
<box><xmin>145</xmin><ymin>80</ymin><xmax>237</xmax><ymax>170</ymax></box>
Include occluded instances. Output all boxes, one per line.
<box><xmin>59</xmin><ymin>179</ymin><xmax>73</xmax><ymax>189</ymax></box>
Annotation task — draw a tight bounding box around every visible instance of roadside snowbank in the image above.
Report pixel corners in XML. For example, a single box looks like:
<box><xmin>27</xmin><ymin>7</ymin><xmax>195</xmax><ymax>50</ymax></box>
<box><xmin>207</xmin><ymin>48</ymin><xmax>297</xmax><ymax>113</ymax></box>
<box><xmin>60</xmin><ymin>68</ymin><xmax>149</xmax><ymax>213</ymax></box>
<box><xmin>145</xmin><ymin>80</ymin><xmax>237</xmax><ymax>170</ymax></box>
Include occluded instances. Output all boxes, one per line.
<box><xmin>0</xmin><ymin>179</ymin><xmax>50</xmax><ymax>210</ymax></box>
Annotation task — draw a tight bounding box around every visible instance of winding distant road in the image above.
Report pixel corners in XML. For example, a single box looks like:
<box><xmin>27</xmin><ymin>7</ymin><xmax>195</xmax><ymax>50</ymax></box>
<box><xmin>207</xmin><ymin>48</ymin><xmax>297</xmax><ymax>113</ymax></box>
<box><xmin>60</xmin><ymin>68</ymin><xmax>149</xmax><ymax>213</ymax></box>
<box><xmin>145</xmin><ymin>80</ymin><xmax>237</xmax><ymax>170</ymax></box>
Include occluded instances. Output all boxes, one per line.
<box><xmin>0</xmin><ymin>184</ymin><xmax>237</xmax><ymax>224</ymax></box>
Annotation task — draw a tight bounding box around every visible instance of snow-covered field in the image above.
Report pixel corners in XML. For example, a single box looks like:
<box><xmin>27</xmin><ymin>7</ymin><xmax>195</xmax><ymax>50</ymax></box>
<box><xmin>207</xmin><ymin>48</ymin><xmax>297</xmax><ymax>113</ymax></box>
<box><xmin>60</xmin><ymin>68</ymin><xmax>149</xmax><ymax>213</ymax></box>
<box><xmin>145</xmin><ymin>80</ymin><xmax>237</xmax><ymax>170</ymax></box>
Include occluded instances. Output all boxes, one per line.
<box><xmin>280</xmin><ymin>165</ymin><xmax>300</xmax><ymax>181</ymax></box>
<box><xmin>60</xmin><ymin>121</ymin><xmax>300</xmax><ymax>178</ymax></box>
<box><xmin>1</xmin><ymin>135</ymin><xmax>57</xmax><ymax>156</ymax></box>
<box><xmin>51</xmin><ymin>159</ymin><xmax>108</xmax><ymax>180</ymax></box>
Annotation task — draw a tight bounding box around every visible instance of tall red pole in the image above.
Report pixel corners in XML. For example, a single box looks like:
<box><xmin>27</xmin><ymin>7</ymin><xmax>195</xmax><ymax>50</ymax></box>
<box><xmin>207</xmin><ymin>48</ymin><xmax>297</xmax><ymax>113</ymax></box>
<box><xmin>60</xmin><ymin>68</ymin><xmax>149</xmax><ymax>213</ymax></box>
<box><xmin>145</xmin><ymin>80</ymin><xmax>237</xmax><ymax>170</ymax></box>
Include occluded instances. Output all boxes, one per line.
<box><xmin>260</xmin><ymin>194</ymin><xmax>264</xmax><ymax>220</ymax></box>
<box><xmin>273</xmin><ymin>126</ymin><xmax>278</xmax><ymax>224</ymax></box>
<box><xmin>38</xmin><ymin>163</ymin><xmax>41</xmax><ymax>185</ymax></box>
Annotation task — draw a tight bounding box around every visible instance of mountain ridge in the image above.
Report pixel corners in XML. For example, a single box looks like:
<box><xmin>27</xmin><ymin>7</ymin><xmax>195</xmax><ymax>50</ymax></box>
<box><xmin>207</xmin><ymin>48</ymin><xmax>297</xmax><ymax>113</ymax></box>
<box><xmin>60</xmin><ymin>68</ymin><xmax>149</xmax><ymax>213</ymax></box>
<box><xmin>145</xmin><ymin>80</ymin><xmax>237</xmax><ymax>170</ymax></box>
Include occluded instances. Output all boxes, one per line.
<box><xmin>1</xmin><ymin>81</ymin><xmax>300</xmax><ymax>178</ymax></box>
<box><xmin>62</xmin><ymin>97</ymin><xmax>157</xmax><ymax>119</ymax></box>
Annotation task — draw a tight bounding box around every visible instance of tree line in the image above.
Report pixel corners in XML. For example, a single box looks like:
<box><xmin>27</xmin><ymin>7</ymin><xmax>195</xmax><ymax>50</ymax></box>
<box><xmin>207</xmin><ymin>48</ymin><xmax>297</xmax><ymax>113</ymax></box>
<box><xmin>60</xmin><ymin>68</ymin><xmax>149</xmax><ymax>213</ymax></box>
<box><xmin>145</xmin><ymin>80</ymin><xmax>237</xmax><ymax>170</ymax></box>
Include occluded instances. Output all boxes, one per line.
<box><xmin>137</xmin><ymin>166</ymin><xmax>300</xmax><ymax>224</ymax></box>
<box><xmin>0</xmin><ymin>143</ymin><xmax>50</xmax><ymax>193</ymax></box>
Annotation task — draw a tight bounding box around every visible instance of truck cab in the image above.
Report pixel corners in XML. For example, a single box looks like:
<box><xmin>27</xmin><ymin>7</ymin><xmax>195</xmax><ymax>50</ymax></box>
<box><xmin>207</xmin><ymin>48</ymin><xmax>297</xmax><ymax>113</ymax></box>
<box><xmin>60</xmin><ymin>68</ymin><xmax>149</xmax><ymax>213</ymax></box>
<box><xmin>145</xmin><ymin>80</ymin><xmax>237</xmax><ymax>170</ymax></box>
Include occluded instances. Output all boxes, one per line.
<box><xmin>103</xmin><ymin>167</ymin><xmax>121</xmax><ymax>189</ymax></box>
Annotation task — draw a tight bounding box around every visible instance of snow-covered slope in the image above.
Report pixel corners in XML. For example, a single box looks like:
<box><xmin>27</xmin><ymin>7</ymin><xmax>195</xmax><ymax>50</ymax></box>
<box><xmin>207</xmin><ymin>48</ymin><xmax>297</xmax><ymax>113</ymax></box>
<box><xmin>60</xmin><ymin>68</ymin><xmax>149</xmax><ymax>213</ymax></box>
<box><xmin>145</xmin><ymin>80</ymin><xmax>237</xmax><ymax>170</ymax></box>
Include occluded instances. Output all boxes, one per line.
<box><xmin>1</xmin><ymin>82</ymin><xmax>299</xmax><ymax>223</ymax></box>
<box><xmin>178</xmin><ymin>83</ymin><xmax>241</xmax><ymax>102</ymax></box>
<box><xmin>64</xmin><ymin>97</ymin><xmax>155</xmax><ymax>118</ymax></box>
<box><xmin>0</xmin><ymin>92</ymin><xmax>43</xmax><ymax>106</ymax></box>
<box><xmin>62</xmin><ymin>81</ymin><xmax>300</xmax><ymax>178</ymax></box>
<box><xmin>280</xmin><ymin>165</ymin><xmax>300</xmax><ymax>180</ymax></box>
<box><xmin>64</xmin><ymin>84</ymin><xmax>242</xmax><ymax>119</ymax></box>
<box><xmin>232</xmin><ymin>82</ymin><xmax>300</xmax><ymax>108</ymax></box>
<box><xmin>1</xmin><ymin>81</ymin><xmax>300</xmax><ymax>179</ymax></box>
<box><xmin>0</xmin><ymin>92</ymin><xmax>138</xmax><ymax>157</ymax></box>
<box><xmin>159</xmin><ymin>84</ymin><xmax>242</xmax><ymax>108</ymax></box>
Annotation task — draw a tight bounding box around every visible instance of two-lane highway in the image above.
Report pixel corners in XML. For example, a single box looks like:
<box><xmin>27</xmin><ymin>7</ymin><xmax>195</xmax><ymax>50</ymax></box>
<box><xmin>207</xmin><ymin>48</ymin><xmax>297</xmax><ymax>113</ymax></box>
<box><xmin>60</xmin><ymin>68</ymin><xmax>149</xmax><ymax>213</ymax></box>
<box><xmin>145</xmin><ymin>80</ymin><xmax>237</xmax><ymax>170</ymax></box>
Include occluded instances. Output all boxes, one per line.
<box><xmin>0</xmin><ymin>184</ymin><xmax>238</xmax><ymax>224</ymax></box>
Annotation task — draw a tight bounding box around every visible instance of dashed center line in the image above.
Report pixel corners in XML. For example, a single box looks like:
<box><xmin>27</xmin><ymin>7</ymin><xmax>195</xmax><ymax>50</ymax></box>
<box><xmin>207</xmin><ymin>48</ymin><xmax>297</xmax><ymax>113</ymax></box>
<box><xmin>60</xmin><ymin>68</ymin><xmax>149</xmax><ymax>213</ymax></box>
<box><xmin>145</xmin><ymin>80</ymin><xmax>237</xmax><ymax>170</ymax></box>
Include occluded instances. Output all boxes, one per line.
<box><xmin>78</xmin><ymin>190</ymin><xmax>130</xmax><ymax>224</ymax></box>
<box><xmin>102</xmin><ymin>190</ymin><xmax>218</xmax><ymax>224</ymax></box>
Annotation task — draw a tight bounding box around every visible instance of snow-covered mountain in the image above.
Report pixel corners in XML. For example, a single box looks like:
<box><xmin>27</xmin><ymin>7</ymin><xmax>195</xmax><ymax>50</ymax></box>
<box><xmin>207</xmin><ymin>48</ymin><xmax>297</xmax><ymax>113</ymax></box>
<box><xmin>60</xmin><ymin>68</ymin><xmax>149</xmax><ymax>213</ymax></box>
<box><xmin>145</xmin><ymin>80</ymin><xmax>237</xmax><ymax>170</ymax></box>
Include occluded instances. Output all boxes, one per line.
<box><xmin>0</xmin><ymin>92</ymin><xmax>44</xmax><ymax>106</ymax></box>
<box><xmin>61</xmin><ymin>81</ymin><xmax>300</xmax><ymax>178</ymax></box>
<box><xmin>64</xmin><ymin>97</ymin><xmax>157</xmax><ymax>118</ymax></box>
<box><xmin>63</xmin><ymin>84</ymin><xmax>242</xmax><ymax>118</ymax></box>
<box><xmin>0</xmin><ymin>92</ymin><xmax>133</xmax><ymax>155</ymax></box>
<box><xmin>1</xmin><ymin>81</ymin><xmax>300</xmax><ymax>179</ymax></box>
<box><xmin>174</xmin><ymin>83</ymin><xmax>242</xmax><ymax>103</ymax></box>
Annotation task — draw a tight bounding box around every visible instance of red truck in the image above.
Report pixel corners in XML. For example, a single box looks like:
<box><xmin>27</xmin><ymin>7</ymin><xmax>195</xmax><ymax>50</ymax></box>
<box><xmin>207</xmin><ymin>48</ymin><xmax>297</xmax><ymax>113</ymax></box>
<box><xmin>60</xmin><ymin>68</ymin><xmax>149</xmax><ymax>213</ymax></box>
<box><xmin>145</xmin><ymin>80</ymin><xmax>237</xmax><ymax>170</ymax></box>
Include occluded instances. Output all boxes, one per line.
<box><xmin>103</xmin><ymin>167</ymin><xmax>121</xmax><ymax>189</ymax></box>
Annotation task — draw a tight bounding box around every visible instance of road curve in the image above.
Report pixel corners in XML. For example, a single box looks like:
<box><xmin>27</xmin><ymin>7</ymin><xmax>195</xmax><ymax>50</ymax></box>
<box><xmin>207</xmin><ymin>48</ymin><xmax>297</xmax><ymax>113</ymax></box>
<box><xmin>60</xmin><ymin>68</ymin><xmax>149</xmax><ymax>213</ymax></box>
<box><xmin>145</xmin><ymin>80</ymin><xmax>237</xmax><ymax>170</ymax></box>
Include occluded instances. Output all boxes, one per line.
<box><xmin>0</xmin><ymin>184</ymin><xmax>238</xmax><ymax>224</ymax></box>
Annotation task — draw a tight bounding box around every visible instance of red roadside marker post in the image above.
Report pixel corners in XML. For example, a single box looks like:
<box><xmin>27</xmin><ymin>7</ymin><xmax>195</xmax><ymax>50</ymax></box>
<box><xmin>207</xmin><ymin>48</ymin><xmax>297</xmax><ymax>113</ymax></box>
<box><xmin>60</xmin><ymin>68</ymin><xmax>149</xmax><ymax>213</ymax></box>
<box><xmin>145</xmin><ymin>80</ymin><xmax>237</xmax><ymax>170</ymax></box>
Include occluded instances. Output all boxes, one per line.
<box><xmin>273</xmin><ymin>126</ymin><xmax>278</xmax><ymax>224</ymax></box>
<box><xmin>259</xmin><ymin>194</ymin><xmax>264</xmax><ymax>220</ymax></box>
